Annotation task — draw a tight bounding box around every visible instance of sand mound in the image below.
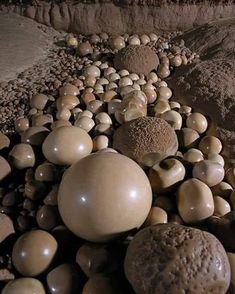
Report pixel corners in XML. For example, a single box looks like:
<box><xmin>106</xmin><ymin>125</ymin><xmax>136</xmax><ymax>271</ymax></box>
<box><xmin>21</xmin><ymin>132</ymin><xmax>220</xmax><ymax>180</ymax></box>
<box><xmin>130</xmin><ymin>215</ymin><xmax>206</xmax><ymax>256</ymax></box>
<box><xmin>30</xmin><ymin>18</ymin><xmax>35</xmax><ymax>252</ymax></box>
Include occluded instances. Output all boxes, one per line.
<box><xmin>168</xmin><ymin>18</ymin><xmax>235</xmax><ymax>163</ymax></box>
<box><xmin>0</xmin><ymin>12</ymin><xmax>58</xmax><ymax>83</ymax></box>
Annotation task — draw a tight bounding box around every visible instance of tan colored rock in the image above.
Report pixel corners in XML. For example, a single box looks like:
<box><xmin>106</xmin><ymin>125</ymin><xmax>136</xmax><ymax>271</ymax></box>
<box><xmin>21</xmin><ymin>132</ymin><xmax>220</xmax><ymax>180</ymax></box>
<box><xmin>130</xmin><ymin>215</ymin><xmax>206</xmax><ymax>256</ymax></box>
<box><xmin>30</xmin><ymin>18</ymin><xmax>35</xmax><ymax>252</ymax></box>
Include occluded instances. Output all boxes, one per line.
<box><xmin>0</xmin><ymin>213</ymin><xmax>15</xmax><ymax>243</ymax></box>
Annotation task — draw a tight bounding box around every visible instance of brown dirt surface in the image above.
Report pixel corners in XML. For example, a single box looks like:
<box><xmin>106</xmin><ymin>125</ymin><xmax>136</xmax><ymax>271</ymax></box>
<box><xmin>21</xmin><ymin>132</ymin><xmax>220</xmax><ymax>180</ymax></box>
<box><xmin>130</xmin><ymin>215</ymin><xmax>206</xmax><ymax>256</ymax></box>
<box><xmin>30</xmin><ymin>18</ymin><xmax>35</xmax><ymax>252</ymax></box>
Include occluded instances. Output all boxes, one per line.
<box><xmin>168</xmin><ymin>18</ymin><xmax>235</xmax><ymax>162</ymax></box>
<box><xmin>0</xmin><ymin>12</ymin><xmax>58</xmax><ymax>83</ymax></box>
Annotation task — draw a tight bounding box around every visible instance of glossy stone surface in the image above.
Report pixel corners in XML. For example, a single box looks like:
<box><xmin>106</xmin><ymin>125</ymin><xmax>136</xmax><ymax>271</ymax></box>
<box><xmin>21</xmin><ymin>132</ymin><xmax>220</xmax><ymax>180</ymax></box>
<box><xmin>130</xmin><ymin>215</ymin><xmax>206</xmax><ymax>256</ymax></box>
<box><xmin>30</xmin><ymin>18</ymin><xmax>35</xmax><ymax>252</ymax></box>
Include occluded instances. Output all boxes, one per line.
<box><xmin>58</xmin><ymin>152</ymin><xmax>152</xmax><ymax>242</ymax></box>
<box><xmin>12</xmin><ymin>230</ymin><xmax>58</xmax><ymax>276</ymax></box>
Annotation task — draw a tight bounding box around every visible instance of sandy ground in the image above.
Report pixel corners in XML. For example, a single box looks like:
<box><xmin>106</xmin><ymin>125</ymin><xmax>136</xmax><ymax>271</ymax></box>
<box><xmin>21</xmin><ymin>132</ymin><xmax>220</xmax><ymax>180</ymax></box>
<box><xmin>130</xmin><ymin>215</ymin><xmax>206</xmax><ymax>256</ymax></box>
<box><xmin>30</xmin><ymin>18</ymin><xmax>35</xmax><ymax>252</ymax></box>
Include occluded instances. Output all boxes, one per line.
<box><xmin>0</xmin><ymin>13</ymin><xmax>58</xmax><ymax>83</ymax></box>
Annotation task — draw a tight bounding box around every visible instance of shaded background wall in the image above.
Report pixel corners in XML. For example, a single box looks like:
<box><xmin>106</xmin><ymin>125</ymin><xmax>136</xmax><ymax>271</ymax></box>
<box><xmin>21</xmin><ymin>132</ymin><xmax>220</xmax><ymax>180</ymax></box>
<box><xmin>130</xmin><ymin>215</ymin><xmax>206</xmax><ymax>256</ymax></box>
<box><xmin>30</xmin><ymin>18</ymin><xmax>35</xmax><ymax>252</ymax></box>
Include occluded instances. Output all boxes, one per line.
<box><xmin>1</xmin><ymin>0</ymin><xmax>235</xmax><ymax>33</ymax></box>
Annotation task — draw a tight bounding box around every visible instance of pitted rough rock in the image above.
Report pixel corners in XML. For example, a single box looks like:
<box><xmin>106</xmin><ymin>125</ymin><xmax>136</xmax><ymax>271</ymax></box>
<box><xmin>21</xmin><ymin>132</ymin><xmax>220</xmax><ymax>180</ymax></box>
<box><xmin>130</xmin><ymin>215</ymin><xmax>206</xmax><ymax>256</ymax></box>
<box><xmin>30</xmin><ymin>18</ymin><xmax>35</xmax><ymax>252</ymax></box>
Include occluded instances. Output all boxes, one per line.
<box><xmin>169</xmin><ymin>18</ymin><xmax>235</xmax><ymax>163</ymax></box>
<box><xmin>114</xmin><ymin>45</ymin><xmax>159</xmax><ymax>75</ymax></box>
<box><xmin>113</xmin><ymin>117</ymin><xmax>178</xmax><ymax>165</ymax></box>
<box><xmin>124</xmin><ymin>223</ymin><xmax>231</xmax><ymax>294</ymax></box>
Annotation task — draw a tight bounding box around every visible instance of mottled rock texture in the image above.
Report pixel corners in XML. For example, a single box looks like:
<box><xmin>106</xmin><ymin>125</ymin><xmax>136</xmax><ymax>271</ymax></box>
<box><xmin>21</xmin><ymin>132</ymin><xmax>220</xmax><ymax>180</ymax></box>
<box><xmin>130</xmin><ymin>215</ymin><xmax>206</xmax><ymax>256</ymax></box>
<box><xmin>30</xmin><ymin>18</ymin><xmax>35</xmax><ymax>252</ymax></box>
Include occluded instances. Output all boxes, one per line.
<box><xmin>125</xmin><ymin>224</ymin><xmax>231</xmax><ymax>294</ymax></box>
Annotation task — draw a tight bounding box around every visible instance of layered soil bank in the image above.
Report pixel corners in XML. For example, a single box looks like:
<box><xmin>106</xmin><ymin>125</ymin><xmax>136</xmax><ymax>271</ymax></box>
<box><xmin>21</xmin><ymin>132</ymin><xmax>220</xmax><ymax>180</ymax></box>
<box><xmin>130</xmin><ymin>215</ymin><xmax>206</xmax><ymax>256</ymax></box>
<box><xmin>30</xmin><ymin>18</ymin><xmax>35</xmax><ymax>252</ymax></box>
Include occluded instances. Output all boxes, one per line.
<box><xmin>0</xmin><ymin>1</ymin><xmax>235</xmax><ymax>34</ymax></box>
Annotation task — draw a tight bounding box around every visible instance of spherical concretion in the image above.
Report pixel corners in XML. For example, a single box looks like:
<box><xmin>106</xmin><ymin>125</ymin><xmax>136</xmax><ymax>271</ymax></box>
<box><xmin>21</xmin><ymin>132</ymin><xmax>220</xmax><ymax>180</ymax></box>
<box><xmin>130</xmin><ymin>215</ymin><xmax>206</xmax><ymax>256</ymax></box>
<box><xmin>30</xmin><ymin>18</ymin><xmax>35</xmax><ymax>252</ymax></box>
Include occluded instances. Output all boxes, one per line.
<box><xmin>114</xmin><ymin>45</ymin><xmax>159</xmax><ymax>76</ymax></box>
<box><xmin>58</xmin><ymin>152</ymin><xmax>152</xmax><ymax>242</ymax></box>
<box><xmin>47</xmin><ymin>264</ymin><xmax>82</xmax><ymax>294</ymax></box>
<box><xmin>177</xmin><ymin>178</ymin><xmax>214</xmax><ymax>223</ymax></box>
<box><xmin>192</xmin><ymin>160</ymin><xmax>225</xmax><ymax>187</ymax></box>
<box><xmin>12</xmin><ymin>230</ymin><xmax>58</xmax><ymax>277</ymax></box>
<box><xmin>42</xmin><ymin>126</ymin><xmax>93</xmax><ymax>166</ymax></box>
<box><xmin>113</xmin><ymin>117</ymin><xmax>178</xmax><ymax>166</ymax></box>
<box><xmin>2</xmin><ymin>278</ymin><xmax>45</xmax><ymax>294</ymax></box>
<box><xmin>124</xmin><ymin>223</ymin><xmax>231</xmax><ymax>294</ymax></box>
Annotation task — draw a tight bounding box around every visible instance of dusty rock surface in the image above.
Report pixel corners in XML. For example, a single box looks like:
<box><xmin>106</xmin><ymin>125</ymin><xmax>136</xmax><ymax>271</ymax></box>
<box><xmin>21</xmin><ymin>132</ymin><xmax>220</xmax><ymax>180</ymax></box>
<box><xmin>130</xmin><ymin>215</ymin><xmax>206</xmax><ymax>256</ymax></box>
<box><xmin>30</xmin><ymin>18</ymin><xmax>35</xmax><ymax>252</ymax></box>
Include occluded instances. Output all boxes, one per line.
<box><xmin>0</xmin><ymin>12</ymin><xmax>58</xmax><ymax>82</ymax></box>
<box><xmin>1</xmin><ymin>1</ymin><xmax>235</xmax><ymax>34</ymax></box>
<box><xmin>168</xmin><ymin>18</ymin><xmax>235</xmax><ymax>163</ymax></box>
<box><xmin>114</xmin><ymin>45</ymin><xmax>159</xmax><ymax>75</ymax></box>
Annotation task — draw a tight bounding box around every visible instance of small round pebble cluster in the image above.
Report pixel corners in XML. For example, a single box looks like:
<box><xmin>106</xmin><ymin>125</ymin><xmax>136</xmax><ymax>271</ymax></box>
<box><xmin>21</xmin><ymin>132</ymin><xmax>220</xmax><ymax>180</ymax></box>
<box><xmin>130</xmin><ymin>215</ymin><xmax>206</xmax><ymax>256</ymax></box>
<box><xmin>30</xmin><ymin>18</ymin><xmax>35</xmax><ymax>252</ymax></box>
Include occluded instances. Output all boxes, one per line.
<box><xmin>0</xmin><ymin>32</ymin><xmax>234</xmax><ymax>294</ymax></box>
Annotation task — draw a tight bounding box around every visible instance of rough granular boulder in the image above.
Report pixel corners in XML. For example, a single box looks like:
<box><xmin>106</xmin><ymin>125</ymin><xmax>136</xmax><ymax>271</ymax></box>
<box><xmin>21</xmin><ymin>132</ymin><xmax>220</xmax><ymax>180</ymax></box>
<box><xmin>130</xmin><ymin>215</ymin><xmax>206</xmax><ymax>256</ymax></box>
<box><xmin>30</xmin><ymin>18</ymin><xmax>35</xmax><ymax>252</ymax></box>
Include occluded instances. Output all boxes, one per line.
<box><xmin>125</xmin><ymin>223</ymin><xmax>231</xmax><ymax>294</ymax></box>
<box><xmin>114</xmin><ymin>45</ymin><xmax>159</xmax><ymax>75</ymax></box>
<box><xmin>113</xmin><ymin>117</ymin><xmax>178</xmax><ymax>166</ymax></box>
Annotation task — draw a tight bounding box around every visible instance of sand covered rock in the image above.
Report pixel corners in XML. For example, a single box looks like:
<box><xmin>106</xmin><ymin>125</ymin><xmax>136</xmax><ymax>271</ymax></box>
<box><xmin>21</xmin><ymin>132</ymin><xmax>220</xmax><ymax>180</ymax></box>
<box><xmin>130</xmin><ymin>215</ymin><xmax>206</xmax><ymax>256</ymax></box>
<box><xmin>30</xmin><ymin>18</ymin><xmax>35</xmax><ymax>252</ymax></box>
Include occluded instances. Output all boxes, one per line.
<box><xmin>114</xmin><ymin>45</ymin><xmax>159</xmax><ymax>75</ymax></box>
<box><xmin>0</xmin><ymin>12</ymin><xmax>58</xmax><ymax>82</ymax></box>
<box><xmin>169</xmin><ymin>18</ymin><xmax>235</xmax><ymax>163</ymax></box>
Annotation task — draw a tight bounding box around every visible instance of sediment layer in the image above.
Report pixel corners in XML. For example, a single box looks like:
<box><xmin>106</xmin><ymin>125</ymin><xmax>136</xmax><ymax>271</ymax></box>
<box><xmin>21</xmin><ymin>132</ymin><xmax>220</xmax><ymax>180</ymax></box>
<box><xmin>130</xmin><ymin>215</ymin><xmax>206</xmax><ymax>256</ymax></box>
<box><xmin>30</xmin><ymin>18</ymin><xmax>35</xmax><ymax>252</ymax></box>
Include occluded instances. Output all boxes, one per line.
<box><xmin>1</xmin><ymin>1</ymin><xmax>235</xmax><ymax>34</ymax></box>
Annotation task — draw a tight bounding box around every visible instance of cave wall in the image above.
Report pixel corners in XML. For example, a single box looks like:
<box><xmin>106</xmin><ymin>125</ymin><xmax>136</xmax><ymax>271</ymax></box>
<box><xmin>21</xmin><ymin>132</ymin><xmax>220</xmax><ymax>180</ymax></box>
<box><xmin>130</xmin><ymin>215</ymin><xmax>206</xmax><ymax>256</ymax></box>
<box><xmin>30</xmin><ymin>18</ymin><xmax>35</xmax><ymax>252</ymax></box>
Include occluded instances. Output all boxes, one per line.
<box><xmin>1</xmin><ymin>1</ymin><xmax>235</xmax><ymax>33</ymax></box>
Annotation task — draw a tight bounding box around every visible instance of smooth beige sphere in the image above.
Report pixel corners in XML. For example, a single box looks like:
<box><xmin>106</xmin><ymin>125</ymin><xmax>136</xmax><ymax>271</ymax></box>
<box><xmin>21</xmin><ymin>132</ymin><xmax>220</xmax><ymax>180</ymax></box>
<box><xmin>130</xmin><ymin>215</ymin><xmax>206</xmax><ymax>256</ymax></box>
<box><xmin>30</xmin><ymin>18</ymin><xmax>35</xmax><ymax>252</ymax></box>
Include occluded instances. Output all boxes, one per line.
<box><xmin>93</xmin><ymin>135</ymin><xmax>109</xmax><ymax>151</ymax></box>
<box><xmin>177</xmin><ymin>178</ymin><xmax>214</xmax><ymax>223</ymax></box>
<box><xmin>184</xmin><ymin>148</ymin><xmax>204</xmax><ymax>164</ymax></box>
<box><xmin>2</xmin><ymin>278</ymin><xmax>45</xmax><ymax>294</ymax></box>
<box><xmin>59</xmin><ymin>84</ymin><xmax>79</xmax><ymax>96</ymax></box>
<box><xmin>74</xmin><ymin>116</ymin><xmax>95</xmax><ymax>132</ymax></box>
<box><xmin>192</xmin><ymin>160</ymin><xmax>225</xmax><ymax>187</ymax></box>
<box><xmin>110</xmin><ymin>36</ymin><xmax>125</xmax><ymax>50</ymax></box>
<box><xmin>144</xmin><ymin>207</ymin><xmax>167</xmax><ymax>226</ymax></box>
<box><xmin>180</xmin><ymin>128</ymin><xmax>200</xmax><ymax>149</ymax></box>
<box><xmin>58</xmin><ymin>152</ymin><xmax>152</xmax><ymax>242</ymax></box>
<box><xmin>156</xmin><ymin>86</ymin><xmax>172</xmax><ymax>100</ymax></box>
<box><xmin>160</xmin><ymin>110</ymin><xmax>182</xmax><ymax>130</ymax></box>
<box><xmin>207</xmin><ymin>153</ymin><xmax>225</xmax><ymax>167</ymax></box>
<box><xmin>12</xmin><ymin>230</ymin><xmax>57</xmax><ymax>277</ymax></box>
<box><xmin>9</xmin><ymin>144</ymin><xmax>35</xmax><ymax>169</ymax></box>
<box><xmin>186</xmin><ymin>113</ymin><xmax>208</xmax><ymax>134</ymax></box>
<box><xmin>213</xmin><ymin>196</ymin><xmax>231</xmax><ymax>217</ymax></box>
<box><xmin>42</xmin><ymin>126</ymin><xmax>92</xmax><ymax>166</ymax></box>
<box><xmin>199</xmin><ymin>136</ymin><xmax>222</xmax><ymax>155</ymax></box>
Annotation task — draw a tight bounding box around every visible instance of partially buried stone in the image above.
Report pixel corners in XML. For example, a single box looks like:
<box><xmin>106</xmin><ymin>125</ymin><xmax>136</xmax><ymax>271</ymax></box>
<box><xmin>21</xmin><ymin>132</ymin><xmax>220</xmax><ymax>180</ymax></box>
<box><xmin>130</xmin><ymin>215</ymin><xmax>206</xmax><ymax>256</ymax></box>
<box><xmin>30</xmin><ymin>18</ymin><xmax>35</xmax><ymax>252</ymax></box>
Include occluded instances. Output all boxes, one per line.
<box><xmin>47</xmin><ymin>264</ymin><xmax>82</xmax><ymax>294</ymax></box>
